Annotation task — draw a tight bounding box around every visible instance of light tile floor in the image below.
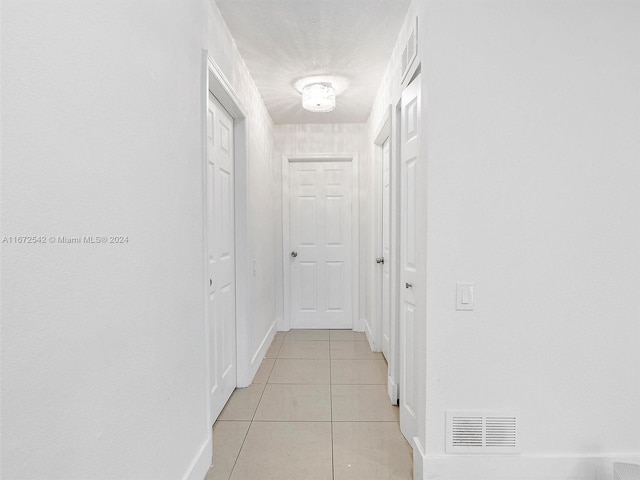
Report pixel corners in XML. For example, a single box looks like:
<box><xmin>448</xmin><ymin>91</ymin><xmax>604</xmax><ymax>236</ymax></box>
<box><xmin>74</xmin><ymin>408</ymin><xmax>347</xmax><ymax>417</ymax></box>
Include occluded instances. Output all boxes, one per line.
<box><xmin>206</xmin><ymin>330</ymin><xmax>413</xmax><ymax>480</ymax></box>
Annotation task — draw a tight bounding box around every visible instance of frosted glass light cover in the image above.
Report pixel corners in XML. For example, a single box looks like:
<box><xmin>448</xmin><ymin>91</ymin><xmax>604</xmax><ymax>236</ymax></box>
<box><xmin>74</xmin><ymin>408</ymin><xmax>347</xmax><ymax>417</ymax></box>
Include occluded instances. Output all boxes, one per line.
<box><xmin>302</xmin><ymin>83</ymin><xmax>335</xmax><ymax>112</ymax></box>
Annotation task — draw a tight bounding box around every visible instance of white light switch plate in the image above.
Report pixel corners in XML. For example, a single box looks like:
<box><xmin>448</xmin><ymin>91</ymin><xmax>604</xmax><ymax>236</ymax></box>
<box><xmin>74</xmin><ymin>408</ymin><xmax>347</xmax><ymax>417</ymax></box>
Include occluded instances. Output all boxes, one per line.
<box><xmin>456</xmin><ymin>283</ymin><xmax>474</xmax><ymax>311</ymax></box>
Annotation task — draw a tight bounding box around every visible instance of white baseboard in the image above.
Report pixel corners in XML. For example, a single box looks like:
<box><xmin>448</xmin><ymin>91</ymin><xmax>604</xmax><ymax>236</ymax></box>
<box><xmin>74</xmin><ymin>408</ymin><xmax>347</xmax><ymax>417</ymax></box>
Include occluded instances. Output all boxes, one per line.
<box><xmin>238</xmin><ymin>319</ymin><xmax>277</xmax><ymax>387</ymax></box>
<box><xmin>413</xmin><ymin>437</ymin><xmax>426</xmax><ymax>480</ymax></box>
<box><xmin>387</xmin><ymin>375</ymin><xmax>398</xmax><ymax>405</ymax></box>
<box><xmin>363</xmin><ymin>321</ymin><xmax>374</xmax><ymax>349</ymax></box>
<box><xmin>417</xmin><ymin>453</ymin><xmax>640</xmax><ymax>480</ymax></box>
<box><xmin>182</xmin><ymin>435</ymin><xmax>212</xmax><ymax>480</ymax></box>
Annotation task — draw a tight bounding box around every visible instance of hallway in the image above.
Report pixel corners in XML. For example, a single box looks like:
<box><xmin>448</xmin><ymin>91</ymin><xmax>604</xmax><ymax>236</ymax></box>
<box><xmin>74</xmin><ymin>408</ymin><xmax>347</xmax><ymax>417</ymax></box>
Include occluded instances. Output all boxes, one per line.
<box><xmin>206</xmin><ymin>330</ymin><xmax>412</xmax><ymax>480</ymax></box>
<box><xmin>4</xmin><ymin>1</ymin><xmax>640</xmax><ymax>478</ymax></box>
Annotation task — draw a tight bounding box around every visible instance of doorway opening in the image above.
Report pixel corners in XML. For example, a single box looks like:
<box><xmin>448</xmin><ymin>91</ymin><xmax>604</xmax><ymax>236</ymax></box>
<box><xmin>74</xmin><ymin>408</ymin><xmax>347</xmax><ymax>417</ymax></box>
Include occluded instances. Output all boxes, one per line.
<box><xmin>371</xmin><ymin>105</ymin><xmax>400</xmax><ymax>405</ymax></box>
<box><xmin>280</xmin><ymin>154</ymin><xmax>360</xmax><ymax>332</ymax></box>
<box><xmin>204</xmin><ymin>54</ymin><xmax>252</xmax><ymax>430</ymax></box>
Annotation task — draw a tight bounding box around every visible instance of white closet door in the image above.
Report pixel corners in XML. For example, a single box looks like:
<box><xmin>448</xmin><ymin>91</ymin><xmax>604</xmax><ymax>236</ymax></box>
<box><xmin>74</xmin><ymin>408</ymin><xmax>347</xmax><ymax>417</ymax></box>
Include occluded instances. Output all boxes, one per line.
<box><xmin>399</xmin><ymin>76</ymin><xmax>423</xmax><ymax>445</ymax></box>
<box><xmin>207</xmin><ymin>92</ymin><xmax>236</xmax><ymax>422</ymax></box>
<box><xmin>289</xmin><ymin>161</ymin><xmax>352</xmax><ymax>329</ymax></box>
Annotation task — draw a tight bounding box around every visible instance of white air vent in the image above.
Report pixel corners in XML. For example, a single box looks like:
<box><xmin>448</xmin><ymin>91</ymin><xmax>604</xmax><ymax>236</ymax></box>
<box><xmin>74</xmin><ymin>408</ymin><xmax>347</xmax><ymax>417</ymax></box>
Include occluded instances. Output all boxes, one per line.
<box><xmin>401</xmin><ymin>17</ymin><xmax>418</xmax><ymax>83</ymax></box>
<box><xmin>446</xmin><ymin>411</ymin><xmax>520</xmax><ymax>454</ymax></box>
<box><xmin>614</xmin><ymin>463</ymin><xmax>640</xmax><ymax>480</ymax></box>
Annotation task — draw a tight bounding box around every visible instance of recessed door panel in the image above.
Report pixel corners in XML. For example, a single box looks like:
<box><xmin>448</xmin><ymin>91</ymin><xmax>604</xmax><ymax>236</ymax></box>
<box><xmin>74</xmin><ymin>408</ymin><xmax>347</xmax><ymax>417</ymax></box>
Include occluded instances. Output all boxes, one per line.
<box><xmin>405</xmin><ymin>158</ymin><xmax>417</xmax><ymax>271</ymax></box>
<box><xmin>402</xmin><ymin>301</ymin><xmax>416</xmax><ymax>418</ymax></box>
<box><xmin>299</xmin><ymin>262</ymin><xmax>318</xmax><ymax>311</ymax></box>
<box><xmin>325</xmin><ymin>167</ymin><xmax>344</xmax><ymax>187</ymax></box>
<box><xmin>219</xmin><ymin>167</ymin><xmax>232</xmax><ymax>259</ymax></box>
<box><xmin>299</xmin><ymin>197</ymin><xmax>317</xmax><ymax>246</ymax></box>
<box><xmin>219</xmin><ymin>121</ymin><xmax>231</xmax><ymax>154</ymax></box>
<box><xmin>326</xmin><ymin>261</ymin><xmax>344</xmax><ymax>312</ymax></box>
<box><xmin>325</xmin><ymin>196</ymin><xmax>344</xmax><ymax>246</ymax></box>
<box><xmin>406</xmin><ymin>97</ymin><xmax>418</xmax><ymax>141</ymax></box>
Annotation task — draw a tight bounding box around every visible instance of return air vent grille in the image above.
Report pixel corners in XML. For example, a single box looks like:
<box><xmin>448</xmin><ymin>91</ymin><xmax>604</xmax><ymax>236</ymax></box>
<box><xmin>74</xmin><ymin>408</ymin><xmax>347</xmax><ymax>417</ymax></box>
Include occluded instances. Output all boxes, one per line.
<box><xmin>446</xmin><ymin>411</ymin><xmax>520</xmax><ymax>454</ymax></box>
<box><xmin>401</xmin><ymin>17</ymin><xmax>418</xmax><ymax>83</ymax></box>
<box><xmin>451</xmin><ymin>416</ymin><xmax>483</xmax><ymax>447</ymax></box>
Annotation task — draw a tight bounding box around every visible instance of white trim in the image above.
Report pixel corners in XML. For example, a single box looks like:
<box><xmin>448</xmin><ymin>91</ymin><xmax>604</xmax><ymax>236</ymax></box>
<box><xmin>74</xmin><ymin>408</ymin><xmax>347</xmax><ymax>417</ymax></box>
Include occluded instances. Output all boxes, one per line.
<box><xmin>201</xmin><ymin>52</ymin><xmax>211</xmax><ymax>427</ymax></box>
<box><xmin>181</xmin><ymin>435</ymin><xmax>212</xmax><ymax>480</ymax></box>
<box><xmin>233</xmin><ymin>117</ymin><xmax>251</xmax><ymax>388</ymax></box>
<box><xmin>374</xmin><ymin>109</ymin><xmax>392</xmax><ymax>145</ymax></box>
<box><xmin>280</xmin><ymin>155</ymin><xmax>291</xmax><ymax>332</ymax></box>
<box><xmin>207</xmin><ymin>56</ymin><xmax>246</xmax><ymax>119</ymax></box>
<box><xmin>413</xmin><ymin>436</ymin><xmax>426</xmax><ymax>480</ymax></box>
<box><xmin>238</xmin><ymin>320</ymin><xmax>276</xmax><ymax>390</ymax></box>
<box><xmin>387</xmin><ymin>375</ymin><xmax>398</xmax><ymax>406</ymax></box>
<box><xmin>357</xmin><ymin>317</ymin><xmax>367</xmax><ymax>334</ymax></box>
<box><xmin>389</xmin><ymin>97</ymin><xmax>403</xmax><ymax>404</ymax></box>
<box><xmin>418</xmin><ymin>454</ymin><xmax>640</xmax><ymax>480</ymax></box>
<box><xmin>351</xmin><ymin>154</ymin><xmax>360</xmax><ymax>331</ymax></box>
<box><xmin>281</xmin><ymin>153</ymin><xmax>360</xmax><ymax>331</ymax></box>
<box><xmin>364</xmin><ymin>320</ymin><xmax>375</xmax><ymax>348</ymax></box>
<box><xmin>250</xmin><ymin>320</ymin><xmax>277</xmax><ymax>366</ymax></box>
<box><xmin>284</xmin><ymin>154</ymin><xmax>355</xmax><ymax>163</ymax></box>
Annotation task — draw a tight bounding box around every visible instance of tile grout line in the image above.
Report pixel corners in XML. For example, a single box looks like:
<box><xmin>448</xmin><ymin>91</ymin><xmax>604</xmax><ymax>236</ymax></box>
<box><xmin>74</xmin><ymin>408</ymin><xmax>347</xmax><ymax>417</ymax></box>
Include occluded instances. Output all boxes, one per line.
<box><xmin>329</xmin><ymin>334</ymin><xmax>335</xmax><ymax>480</ymax></box>
<box><xmin>222</xmin><ymin>420</ymin><xmax>249</xmax><ymax>480</ymax></box>
<box><xmin>222</xmin><ymin>419</ymin><xmax>397</xmax><ymax>423</ymax></box>
<box><xmin>225</xmin><ymin>338</ymin><xmax>279</xmax><ymax>480</ymax></box>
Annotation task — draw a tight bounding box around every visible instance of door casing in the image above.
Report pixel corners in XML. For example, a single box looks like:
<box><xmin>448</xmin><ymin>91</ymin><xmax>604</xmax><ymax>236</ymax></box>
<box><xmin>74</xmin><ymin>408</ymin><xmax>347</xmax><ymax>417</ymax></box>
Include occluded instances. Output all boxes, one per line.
<box><xmin>280</xmin><ymin>154</ymin><xmax>360</xmax><ymax>332</ymax></box>
<box><xmin>371</xmin><ymin>106</ymin><xmax>400</xmax><ymax>404</ymax></box>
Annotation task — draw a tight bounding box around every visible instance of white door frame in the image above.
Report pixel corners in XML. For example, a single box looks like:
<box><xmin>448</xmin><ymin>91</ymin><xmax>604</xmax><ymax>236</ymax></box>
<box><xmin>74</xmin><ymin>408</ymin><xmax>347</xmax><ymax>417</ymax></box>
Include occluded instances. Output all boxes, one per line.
<box><xmin>391</xmin><ymin>98</ymin><xmax>403</xmax><ymax>404</ymax></box>
<box><xmin>371</xmin><ymin>105</ymin><xmax>400</xmax><ymax>404</ymax></box>
<box><xmin>371</xmin><ymin>107</ymin><xmax>391</xmax><ymax>350</ymax></box>
<box><xmin>202</xmin><ymin>52</ymin><xmax>251</xmax><ymax>426</ymax></box>
<box><xmin>280</xmin><ymin>154</ymin><xmax>360</xmax><ymax>332</ymax></box>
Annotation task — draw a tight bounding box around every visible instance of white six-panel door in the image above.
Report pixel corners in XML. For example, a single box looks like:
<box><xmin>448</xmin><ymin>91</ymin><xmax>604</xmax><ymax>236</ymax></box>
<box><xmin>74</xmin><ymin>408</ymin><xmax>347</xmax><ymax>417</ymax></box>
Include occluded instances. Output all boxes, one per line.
<box><xmin>399</xmin><ymin>76</ymin><xmax>422</xmax><ymax>445</ymax></box>
<box><xmin>207</xmin><ymin>92</ymin><xmax>237</xmax><ymax>422</ymax></box>
<box><xmin>289</xmin><ymin>161</ymin><xmax>353</xmax><ymax>329</ymax></box>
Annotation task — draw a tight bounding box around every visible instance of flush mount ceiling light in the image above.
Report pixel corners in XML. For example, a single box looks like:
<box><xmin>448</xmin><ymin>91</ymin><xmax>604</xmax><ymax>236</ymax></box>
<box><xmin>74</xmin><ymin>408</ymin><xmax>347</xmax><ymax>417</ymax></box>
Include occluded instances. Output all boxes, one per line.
<box><xmin>302</xmin><ymin>83</ymin><xmax>335</xmax><ymax>112</ymax></box>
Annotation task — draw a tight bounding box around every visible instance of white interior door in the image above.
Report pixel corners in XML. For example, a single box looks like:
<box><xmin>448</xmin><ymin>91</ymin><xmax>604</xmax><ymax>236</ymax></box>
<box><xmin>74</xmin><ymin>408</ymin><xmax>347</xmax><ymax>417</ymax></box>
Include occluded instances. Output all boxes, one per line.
<box><xmin>381</xmin><ymin>138</ymin><xmax>391</xmax><ymax>360</ymax></box>
<box><xmin>399</xmin><ymin>76</ymin><xmax>422</xmax><ymax>445</ymax></box>
<box><xmin>207</xmin><ymin>92</ymin><xmax>236</xmax><ymax>422</ymax></box>
<box><xmin>289</xmin><ymin>161</ymin><xmax>353</xmax><ymax>329</ymax></box>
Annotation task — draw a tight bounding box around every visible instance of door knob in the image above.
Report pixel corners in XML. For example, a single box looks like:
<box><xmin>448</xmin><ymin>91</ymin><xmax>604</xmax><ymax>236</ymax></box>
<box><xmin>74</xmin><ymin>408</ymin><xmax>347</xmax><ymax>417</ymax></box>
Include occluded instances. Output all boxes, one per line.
<box><xmin>376</xmin><ymin>257</ymin><xmax>385</xmax><ymax>264</ymax></box>
<box><xmin>290</xmin><ymin>251</ymin><xmax>298</xmax><ymax>258</ymax></box>
<box><xmin>405</xmin><ymin>282</ymin><xmax>412</xmax><ymax>289</ymax></box>
<box><xmin>209</xmin><ymin>278</ymin><xmax>213</xmax><ymax>287</ymax></box>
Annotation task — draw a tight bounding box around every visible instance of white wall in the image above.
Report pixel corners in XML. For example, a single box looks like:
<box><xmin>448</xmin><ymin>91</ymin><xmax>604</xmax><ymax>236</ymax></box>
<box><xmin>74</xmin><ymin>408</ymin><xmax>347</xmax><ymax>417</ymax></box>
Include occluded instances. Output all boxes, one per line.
<box><xmin>422</xmin><ymin>0</ymin><xmax>640</xmax><ymax>477</ymax></box>
<box><xmin>206</xmin><ymin>1</ymin><xmax>278</xmax><ymax>385</ymax></box>
<box><xmin>274</xmin><ymin>124</ymin><xmax>367</xmax><ymax>331</ymax></box>
<box><xmin>1</xmin><ymin>0</ymin><xmax>279</xmax><ymax>478</ymax></box>
<box><xmin>1</xmin><ymin>1</ymin><xmax>211</xmax><ymax>478</ymax></box>
<box><xmin>368</xmin><ymin>0</ymin><xmax>640</xmax><ymax>477</ymax></box>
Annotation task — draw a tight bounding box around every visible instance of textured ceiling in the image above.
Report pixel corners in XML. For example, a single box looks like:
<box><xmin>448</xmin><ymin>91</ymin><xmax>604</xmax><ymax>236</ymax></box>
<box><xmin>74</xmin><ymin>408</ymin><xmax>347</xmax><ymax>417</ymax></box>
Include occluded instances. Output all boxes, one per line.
<box><xmin>216</xmin><ymin>0</ymin><xmax>411</xmax><ymax>124</ymax></box>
